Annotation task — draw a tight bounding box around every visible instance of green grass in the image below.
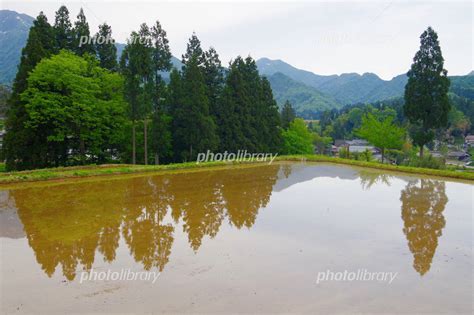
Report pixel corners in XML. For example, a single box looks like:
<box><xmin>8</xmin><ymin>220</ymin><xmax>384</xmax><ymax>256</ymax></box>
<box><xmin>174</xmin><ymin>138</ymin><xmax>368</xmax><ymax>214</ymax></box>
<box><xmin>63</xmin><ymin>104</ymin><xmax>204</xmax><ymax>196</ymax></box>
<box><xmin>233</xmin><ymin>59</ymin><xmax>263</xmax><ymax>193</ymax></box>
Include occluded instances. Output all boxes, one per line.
<box><xmin>0</xmin><ymin>155</ymin><xmax>472</xmax><ymax>185</ymax></box>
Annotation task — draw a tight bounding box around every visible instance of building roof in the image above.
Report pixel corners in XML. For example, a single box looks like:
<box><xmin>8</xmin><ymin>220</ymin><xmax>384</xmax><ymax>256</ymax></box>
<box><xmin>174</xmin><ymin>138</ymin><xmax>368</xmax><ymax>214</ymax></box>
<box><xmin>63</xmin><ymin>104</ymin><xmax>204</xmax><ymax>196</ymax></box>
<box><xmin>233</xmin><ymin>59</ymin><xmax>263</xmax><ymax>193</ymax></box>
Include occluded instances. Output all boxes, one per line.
<box><xmin>348</xmin><ymin>145</ymin><xmax>376</xmax><ymax>153</ymax></box>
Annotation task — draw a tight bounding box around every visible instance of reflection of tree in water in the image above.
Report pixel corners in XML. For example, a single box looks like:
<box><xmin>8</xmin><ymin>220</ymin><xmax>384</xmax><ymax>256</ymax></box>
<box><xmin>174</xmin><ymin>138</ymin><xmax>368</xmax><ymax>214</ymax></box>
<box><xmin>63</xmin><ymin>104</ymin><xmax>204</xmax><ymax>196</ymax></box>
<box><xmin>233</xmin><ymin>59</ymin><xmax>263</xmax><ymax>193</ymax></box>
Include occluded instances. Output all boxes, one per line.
<box><xmin>282</xmin><ymin>164</ymin><xmax>292</xmax><ymax>179</ymax></box>
<box><xmin>167</xmin><ymin>171</ymin><xmax>225</xmax><ymax>251</ymax></box>
<box><xmin>12</xmin><ymin>180</ymin><xmax>127</xmax><ymax>280</ymax></box>
<box><xmin>221</xmin><ymin>165</ymin><xmax>280</xmax><ymax>229</ymax></box>
<box><xmin>400</xmin><ymin>179</ymin><xmax>448</xmax><ymax>275</ymax></box>
<box><xmin>11</xmin><ymin>164</ymin><xmax>284</xmax><ymax>280</ymax></box>
<box><xmin>358</xmin><ymin>170</ymin><xmax>392</xmax><ymax>190</ymax></box>
<box><xmin>122</xmin><ymin>176</ymin><xmax>175</xmax><ymax>271</ymax></box>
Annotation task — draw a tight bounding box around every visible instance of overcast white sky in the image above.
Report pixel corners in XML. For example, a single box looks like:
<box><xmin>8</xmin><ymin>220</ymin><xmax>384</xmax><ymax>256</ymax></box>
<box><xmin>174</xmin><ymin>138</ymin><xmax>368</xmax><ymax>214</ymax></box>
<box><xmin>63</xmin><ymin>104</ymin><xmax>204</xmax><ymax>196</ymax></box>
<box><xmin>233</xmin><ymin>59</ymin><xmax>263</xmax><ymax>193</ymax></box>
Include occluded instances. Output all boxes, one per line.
<box><xmin>2</xmin><ymin>0</ymin><xmax>472</xmax><ymax>79</ymax></box>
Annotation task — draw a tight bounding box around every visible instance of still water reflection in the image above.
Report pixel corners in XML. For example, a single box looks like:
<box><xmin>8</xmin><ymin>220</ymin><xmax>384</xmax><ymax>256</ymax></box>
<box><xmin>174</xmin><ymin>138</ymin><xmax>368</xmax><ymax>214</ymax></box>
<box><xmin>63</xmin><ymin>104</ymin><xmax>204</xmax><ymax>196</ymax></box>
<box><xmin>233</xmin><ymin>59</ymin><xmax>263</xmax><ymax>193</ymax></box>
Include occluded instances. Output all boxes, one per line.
<box><xmin>400</xmin><ymin>179</ymin><xmax>448</xmax><ymax>276</ymax></box>
<box><xmin>0</xmin><ymin>163</ymin><xmax>472</xmax><ymax>314</ymax></box>
<box><xmin>4</xmin><ymin>165</ymin><xmax>280</xmax><ymax>280</ymax></box>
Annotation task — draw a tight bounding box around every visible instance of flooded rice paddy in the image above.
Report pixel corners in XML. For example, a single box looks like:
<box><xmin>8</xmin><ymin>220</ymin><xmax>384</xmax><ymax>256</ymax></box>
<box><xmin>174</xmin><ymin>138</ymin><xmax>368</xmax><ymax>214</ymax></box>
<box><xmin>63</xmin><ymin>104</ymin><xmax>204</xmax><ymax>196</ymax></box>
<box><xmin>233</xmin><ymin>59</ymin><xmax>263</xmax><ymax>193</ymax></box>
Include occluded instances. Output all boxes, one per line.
<box><xmin>0</xmin><ymin>162</ymin><xmax>472</xmax><ymax>314</ymax></box>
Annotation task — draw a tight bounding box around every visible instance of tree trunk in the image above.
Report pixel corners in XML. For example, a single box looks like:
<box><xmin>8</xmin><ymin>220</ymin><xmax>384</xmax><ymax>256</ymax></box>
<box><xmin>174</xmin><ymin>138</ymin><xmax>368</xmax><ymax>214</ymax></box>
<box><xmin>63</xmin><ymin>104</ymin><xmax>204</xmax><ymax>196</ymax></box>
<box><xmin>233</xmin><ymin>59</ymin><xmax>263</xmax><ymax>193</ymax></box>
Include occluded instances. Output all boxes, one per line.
<box><xmin>189</xmin><ymin>145</ymin><xmax>193</xmax><ymax>161</ymax></box>
<box><xmin>144</xmin><ymin>119</ymin><xmax>148</xmax><ymax>165</ymax></box>
<box><xmin>155</xmin><ymin>153</ymin><xmax>159</xmax><ymax>165</ymax></box>
<box><xmin>79</xmin><ymin>138</ymin><xmax>86</xmax><ymax>164</ymax></box>
<box><xmin>381</xmin><ymin>148</ymin><xmax>385</xmax><ymax>164</ymax></box>
<box><xmin>132</xmin><ymin>122</ymin><xmax>136</xmax><ymax>165</ymax></box>
<box><xmin>420</xmin><ymin>145</ymin><xmax>424</xmax><ymax>158</ymax></box>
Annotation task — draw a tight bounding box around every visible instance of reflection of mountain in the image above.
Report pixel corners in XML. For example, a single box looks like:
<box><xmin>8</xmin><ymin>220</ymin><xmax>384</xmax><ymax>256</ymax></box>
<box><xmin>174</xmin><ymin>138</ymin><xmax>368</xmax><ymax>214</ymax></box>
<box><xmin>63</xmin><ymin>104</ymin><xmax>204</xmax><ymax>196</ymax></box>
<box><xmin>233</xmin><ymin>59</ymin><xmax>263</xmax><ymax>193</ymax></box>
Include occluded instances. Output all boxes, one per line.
<box><xmin>8</xmin><ymin>165</ymin><xmax>281</xmax><ymax>280</ymax></box>
<box><xmin>273</xmin><ymin>164</ymin><xmax>358</xmax><ymax>192</ymax></box>
<box><xmin>400</xmin><ymin>179</ymin><xmax>448</xmax><ymax>276</ymax></box>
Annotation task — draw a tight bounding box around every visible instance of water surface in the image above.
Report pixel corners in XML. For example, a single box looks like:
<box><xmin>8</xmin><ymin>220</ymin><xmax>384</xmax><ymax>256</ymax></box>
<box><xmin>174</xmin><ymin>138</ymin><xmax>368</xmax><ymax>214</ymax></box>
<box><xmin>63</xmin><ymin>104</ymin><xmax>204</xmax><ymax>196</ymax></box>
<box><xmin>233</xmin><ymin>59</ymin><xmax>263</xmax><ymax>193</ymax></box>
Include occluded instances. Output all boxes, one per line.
<box><xmin>0</xmin><ymin>162</ymin><xmax>472</xmax><ymax>314</ymax></box>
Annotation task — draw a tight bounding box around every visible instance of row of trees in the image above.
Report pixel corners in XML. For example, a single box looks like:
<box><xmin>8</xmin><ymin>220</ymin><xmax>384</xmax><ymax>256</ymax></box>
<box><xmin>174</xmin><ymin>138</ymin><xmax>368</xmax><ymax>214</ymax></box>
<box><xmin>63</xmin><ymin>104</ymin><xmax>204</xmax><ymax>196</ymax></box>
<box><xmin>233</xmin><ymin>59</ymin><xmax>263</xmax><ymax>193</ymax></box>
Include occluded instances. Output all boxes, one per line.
<box><xmin>2</xmin><ymin>6</ymin><xmax>283</xmax><ymax>170</ymax></box>
<box><xmin>120</xmin><ymin>26</ymin><xmax>282</xmax><ymax>164</ymax></box>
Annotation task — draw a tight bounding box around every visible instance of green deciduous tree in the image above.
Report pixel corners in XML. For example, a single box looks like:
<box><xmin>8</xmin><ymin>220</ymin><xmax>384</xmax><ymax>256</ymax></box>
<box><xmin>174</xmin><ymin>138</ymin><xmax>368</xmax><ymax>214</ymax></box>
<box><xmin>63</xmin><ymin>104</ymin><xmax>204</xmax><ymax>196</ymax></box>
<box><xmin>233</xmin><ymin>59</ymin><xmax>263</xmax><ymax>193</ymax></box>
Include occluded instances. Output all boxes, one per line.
<box><xmin>313</xmin><ymin>133</ymin><xmax>332</xmax><ymax>155</ymax></box>
<box><xmin>404</xmin><ymin>27</ymin><xmax>451</xmax><ymax>157</ymax></box>
<box><xmin>281</xmin><ymin>118</ymin><xmax>314</xmax><ymax>154</ymax></box>
<box><xmin>20</xmin><ymin>51</ymin><xmax>127</xmax><ymax>166</ymax></box>
<box><xmin>356</xmin><ymin>112</ymin><xmax>405</xmax><ymax>163</ymax></box>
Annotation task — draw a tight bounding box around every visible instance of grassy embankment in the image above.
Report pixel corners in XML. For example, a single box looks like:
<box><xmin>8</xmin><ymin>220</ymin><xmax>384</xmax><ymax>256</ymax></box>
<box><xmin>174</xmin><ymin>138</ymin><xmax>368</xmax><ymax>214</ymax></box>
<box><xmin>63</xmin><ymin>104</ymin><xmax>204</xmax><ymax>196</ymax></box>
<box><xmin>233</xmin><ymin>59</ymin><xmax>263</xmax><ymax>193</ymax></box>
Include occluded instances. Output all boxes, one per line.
<box><xmin>0</xmin><ymin>155</ymin><xmax>473</xmax><ymax>184</ymax></box>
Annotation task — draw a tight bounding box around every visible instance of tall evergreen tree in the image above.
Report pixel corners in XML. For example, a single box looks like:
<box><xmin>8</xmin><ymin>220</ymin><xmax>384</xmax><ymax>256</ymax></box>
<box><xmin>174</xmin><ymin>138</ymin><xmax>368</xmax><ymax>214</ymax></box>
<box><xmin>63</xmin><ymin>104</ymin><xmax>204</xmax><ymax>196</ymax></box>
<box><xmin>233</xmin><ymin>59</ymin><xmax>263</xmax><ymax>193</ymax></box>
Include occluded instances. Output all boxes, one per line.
<box><xmin>150</xmin><ymin>21</ymin><xmax>172</xmax><ymax>164</ymax></box>
<box><xmin>217</xmin><ymin>56</ymin><xmax>281</xmax><ymax>153</ymax></box>
<box><xmin>53</xmin><ymin>5</ymin><xmax>73</xmax><ymax>51</ymax></box>
<box><xmin>136</xmin><ymin>24</ymin><xmax>154</xmax><ymax>164</ymax></box>
<box><xmin>217</xmin><ymin>58</ymin><xmax>246</xmax><ymax>152</ymax></box>
<box><xmin>167</xmin><ymin>68</ymin><xmax>184</xmax><ymax>114</ymax></box>
<box><xmin>95</xmin><ymin>23</ymin><xmax>118</xmax><ymax>71</ymax></box>
<box><xmin>181</xmin><ymin>32</ymin><xmax>204</xmax><ymax>68</ymax></box>
<box><xmin>259</xmin><ymin>77</ymin><xmax>283</xmax><ymax>152</ymax></box>
<box><xmin>120</xmin><ymin>31</ymin><xmax>144</xmax><ymax>164</ymax></box>
<box><xmin>73</xmin><ymin>8</ymin><xmax>95</xmax><ymax>56</ymax></box>
<box><xmin>404</xmin><ymin>27</ymin><xmax>451</xmax><ymax>157</ymax></box>
<box><xmin>173</xmin><ymin>51</ymin><xmax>218</xmax><ymax>161</ymax></box>
<box><xmin>203</xmin><ymin>47</ymin><xmax>224</xmax><ymax>118</ymax></box>
<box><xmin>242</xmin><ymin>57</ymin><xmax>262</xmax><ymax>151</ymax></box>
<box><xmin>2</xmin><ymin>12</ymin><xmax>56</xmax><ymax>170</ymax></box>
<box><xmin>281</xmin><ymin>100</ymin><xmax>296</xmax><ymax>129</ymax></box>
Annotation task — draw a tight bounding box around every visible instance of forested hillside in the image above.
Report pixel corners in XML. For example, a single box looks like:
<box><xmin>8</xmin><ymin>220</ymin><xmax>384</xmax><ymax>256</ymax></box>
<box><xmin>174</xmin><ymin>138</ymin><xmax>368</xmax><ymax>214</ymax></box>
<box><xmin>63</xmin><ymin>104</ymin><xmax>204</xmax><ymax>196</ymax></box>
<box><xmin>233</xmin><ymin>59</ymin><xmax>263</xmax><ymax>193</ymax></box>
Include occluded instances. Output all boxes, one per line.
<box><xmin>267</xmin><ymin>72</ymin><xmax>341</xmax><ymax>113</ymax></box>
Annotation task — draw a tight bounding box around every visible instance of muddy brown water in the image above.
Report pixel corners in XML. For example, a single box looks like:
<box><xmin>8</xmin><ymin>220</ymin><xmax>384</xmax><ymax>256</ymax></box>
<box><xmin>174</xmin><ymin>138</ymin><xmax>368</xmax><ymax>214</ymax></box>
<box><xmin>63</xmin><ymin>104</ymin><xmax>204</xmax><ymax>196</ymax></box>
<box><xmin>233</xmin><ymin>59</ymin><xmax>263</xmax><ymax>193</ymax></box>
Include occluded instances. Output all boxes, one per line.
<box><xmin>0</xmin><ymin>162</ymin><xmax>472</xmax><ymax>314</ymax></box>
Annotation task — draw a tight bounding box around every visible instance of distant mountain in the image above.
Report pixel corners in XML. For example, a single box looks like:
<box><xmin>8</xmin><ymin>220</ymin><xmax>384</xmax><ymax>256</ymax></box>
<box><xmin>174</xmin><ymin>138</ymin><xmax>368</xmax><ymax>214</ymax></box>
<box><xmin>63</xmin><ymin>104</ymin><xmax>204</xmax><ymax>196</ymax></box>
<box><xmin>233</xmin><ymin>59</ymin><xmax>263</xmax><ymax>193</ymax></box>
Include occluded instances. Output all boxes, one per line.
<box><xmin>257</xmin><ymin>58</ymin><xmax>407</xmax><ymax>105</ymax></box>
<box><xmin>267</xmin><ymin>72</ymin><xmax>341</xmax><ymax>113</ymax></box>
<box><xmin>257</xmin><ymin>58</ymin><xmax>474</xmax><ymax>106</ymax></box>
<box><xmin>450</xmin><ymin>75</ymin><xmax>474</xmax><ymax>100</ymax></box>
<box><xmin>257</xmin><ymin>57</ymin><xmax>337</xmax><ymax>87</ymax></box>
<box><xmin>0</xmin><ymin>10</ymin><xmax>34</xmax><ymax>84</ymax></box>
<box><xmin>160</xmin><ymin>56</ymin><xmax>183</xmax><ymax>81</ymax></box>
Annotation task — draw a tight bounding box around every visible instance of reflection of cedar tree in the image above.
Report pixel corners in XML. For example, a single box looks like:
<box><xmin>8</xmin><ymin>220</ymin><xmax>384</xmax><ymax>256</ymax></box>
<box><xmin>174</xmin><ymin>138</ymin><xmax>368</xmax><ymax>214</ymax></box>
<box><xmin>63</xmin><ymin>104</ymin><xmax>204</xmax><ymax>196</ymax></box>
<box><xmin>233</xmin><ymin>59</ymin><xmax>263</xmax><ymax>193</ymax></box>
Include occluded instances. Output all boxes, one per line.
<box><xmin>222</xmin><ymin>165</ymin><xmax>279</xmax><ymax>229</ymax></box>
<box><xmin>13</xmin><ymin>179</ymin><xmax>127</xmax><ymax>280</ymax></box>
<box><xmin>12</xmin><ymin>163</ymin><xmax>283</xmax><ymax>279</ymax></box>
<box><xmin>122</xmin><ymin>176</ymin><xmax>175</xmax><ymax>271</ymax></box>
<box><xmin>400</xmin><ymin>179</ymin><xmax>448</xmax><ymax>276</ymax></box>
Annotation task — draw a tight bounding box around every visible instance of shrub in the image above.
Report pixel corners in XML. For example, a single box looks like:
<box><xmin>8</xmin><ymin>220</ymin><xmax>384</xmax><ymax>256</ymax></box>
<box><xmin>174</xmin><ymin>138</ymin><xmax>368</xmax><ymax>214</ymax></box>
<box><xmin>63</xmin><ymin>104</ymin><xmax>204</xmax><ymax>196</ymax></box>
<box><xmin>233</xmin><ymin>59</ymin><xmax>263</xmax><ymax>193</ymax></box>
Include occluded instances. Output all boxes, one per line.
<box><xmin>338</xmin><ymin>146</ymin><xmax>351</xmax><ymax>159</ymax></box>
<box><xmin>403</xmin><ymin>154</ymin><xmax>446</xmax><ymax>169</ymax></box>
<box><xmin>360</xmin><ymin>149</ymin><xmax>373</xmax><ymax>162</ymax></box>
